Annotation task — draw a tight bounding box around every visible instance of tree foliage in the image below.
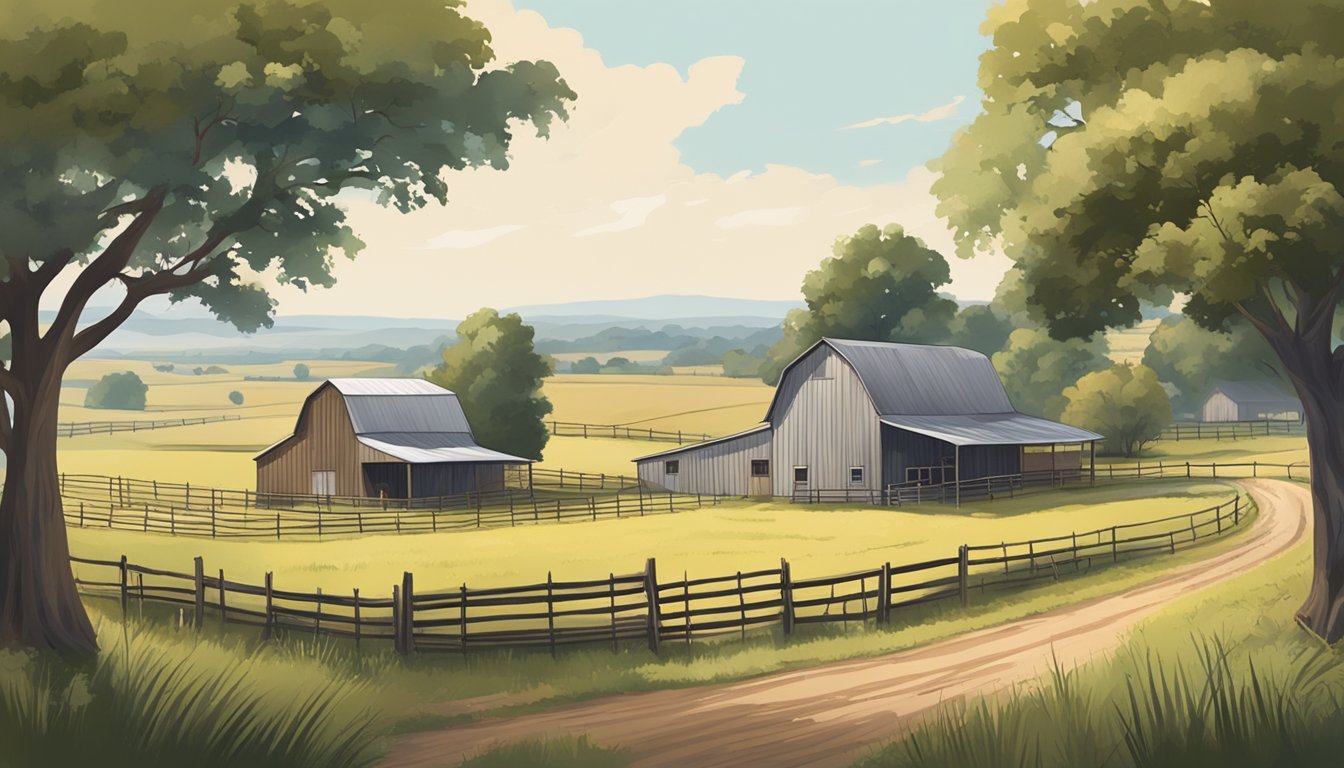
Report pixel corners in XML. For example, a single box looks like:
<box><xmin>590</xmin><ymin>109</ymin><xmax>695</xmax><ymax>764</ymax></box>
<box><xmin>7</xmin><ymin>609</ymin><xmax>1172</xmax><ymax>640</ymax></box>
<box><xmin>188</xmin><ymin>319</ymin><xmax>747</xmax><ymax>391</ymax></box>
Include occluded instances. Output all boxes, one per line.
<box><xmin>949</xmin><ymin>304</ymin><xmax>1015</xmax><ymax>357</ymax></box>
<box><xmin>569</xmin><ymin>357</ymin><xmax>601</xmax><ymax>375</ymax></box>
<box><xmin>993</xmin><ymin>328</ymin><xmax>1111</xmax><ymax>419</ymax></box>
<box><xmin>1060</xmin><ymin>364</ymin><xmax>1172</xmax><ymax>457</ymax></box>
<box><xmin>1142</xmin><ymin>316</ymin><xmax>1283</xmax><ymax>415</ymax></box>
<box><xmin>0</xmin><ymin>0</ymin><xmax>573</xmax><ymax>654</ymax></box>
<box><xmin>228</xmin><ymin>390</ymin><xmax>244</xmax><ymax>405</ymax></box>
<box><xmin>427</xmin><ymin>309</ymin><xmax>553</xmax><ymax>460</ymax></box>
<box><xmin>721</xmin><ymin>349</ymin><xmax>765</xmax><ymax>378</ymax></box>
<box><xmin>83</xmin><ymin>372</ymin><xmax>147</xmax><ymax>411</ymax></box>
<box><xmin>935</xmin><ymin>0</ymin><xmax>1344</xmax><ymax>640</ymax></box>
<box><xmin>761</xmin><ymin>224</ymin><xmax>958</xmax><ymax>383</ymax></box>
<box><xmin>292</xmin><ymin>363</ymin><xmax>310</xmax><ymax>381</ymax></box>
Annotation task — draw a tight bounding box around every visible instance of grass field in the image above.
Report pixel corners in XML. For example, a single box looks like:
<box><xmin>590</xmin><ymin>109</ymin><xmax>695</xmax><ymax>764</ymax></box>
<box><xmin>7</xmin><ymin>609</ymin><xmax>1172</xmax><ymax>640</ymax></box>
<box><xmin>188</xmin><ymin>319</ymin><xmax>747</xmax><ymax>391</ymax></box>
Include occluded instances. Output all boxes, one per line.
<box><xmin>547</xmin><ymin>350</ymin><xmax>669</xmax><ymax>364</ymax></box>
<box><xmin>1104</xmin><ymin>318</ymin><xmax>1159</xmax><ymax>365</ymax></box>
<box><xmin>67</xmin><ymin>480</ymin><xmax>1235</xmax><ymax>597</ymax></box>
<box><xmin>54</xmin><ymin>361</ymin><xmax>772</xmax><ymax>486</ymax></box>
<box><xmin>856</xmin><ymin>500</ymin><xmax>1326</xmax><ymax>768</ymax></box>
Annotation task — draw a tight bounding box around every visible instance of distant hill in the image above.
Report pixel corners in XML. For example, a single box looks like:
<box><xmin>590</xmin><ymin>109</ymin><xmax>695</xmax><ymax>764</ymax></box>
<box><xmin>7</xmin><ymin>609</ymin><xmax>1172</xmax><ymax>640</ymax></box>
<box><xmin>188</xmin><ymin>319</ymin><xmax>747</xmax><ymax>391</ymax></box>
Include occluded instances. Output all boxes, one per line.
<box><xmin>505</xmin><ymin>294</ymin><xmax>802</xmax><ymax>321</ymax></box>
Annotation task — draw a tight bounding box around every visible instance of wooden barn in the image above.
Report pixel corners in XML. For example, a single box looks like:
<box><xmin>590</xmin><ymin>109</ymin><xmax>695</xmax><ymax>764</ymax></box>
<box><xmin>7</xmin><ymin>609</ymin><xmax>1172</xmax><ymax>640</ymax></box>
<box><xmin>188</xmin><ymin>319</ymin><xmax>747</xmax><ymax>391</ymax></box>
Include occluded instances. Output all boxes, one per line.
<box><xmin>1201</xmin><ymin>381</ymin><xmax>1303</xmax><ymax>423</ymax></box>
<box><xmin>255</xmin><ymin>379</ymin><xmax>531</xmax><ymax>499</ymax></box>
<box><xmin>635</xmin><ymin>338</ymin><xmax>1102</xmax><ymax>501</ymax></box>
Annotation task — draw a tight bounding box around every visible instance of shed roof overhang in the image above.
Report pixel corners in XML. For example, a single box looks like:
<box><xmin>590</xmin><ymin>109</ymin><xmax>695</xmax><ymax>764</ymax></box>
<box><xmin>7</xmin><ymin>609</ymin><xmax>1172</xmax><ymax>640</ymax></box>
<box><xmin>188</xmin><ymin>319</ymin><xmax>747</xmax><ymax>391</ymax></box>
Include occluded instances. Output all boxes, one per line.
<box><xmin>879</xmin><ymin>413</ymin><xmax>1102</xmax><ymax>447</ymax></box>
<box><xmin>356</xmin><ymin>432</ymin><xmax>533</xmax><ymax>464</ymax></box>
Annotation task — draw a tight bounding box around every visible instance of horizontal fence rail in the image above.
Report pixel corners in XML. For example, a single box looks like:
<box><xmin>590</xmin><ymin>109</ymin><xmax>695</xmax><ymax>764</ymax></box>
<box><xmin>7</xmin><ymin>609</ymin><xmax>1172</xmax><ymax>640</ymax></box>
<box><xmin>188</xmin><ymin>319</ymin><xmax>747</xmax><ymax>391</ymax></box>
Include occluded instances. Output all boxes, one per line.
<box><xmin>57</xmin><ymin>414</ymin><xmax>243</xmax><ymax>438</ymax></box>
<box><xmin>868</xmin><ymin>461</ymin><xmax>1309</xmax><ymax>507</ymax></box>
<box><xmin>58</xmin><ymin>468</ymin><xmax>707</xmax><ymax>540</ymax></box>
<box><xmin>547</xmin><ymin>420</ymin><xmax>712</xmax><ymax>445</ymax></box>
<box><xmin>1157</xmin><ymin>419</ymin><xmax>1304</xmax><ymax>442</ymax></box>
<box><xmin>74</xmin><ymin>491</ymin><xmax>1249</xmax><ymax>657</ymax></box>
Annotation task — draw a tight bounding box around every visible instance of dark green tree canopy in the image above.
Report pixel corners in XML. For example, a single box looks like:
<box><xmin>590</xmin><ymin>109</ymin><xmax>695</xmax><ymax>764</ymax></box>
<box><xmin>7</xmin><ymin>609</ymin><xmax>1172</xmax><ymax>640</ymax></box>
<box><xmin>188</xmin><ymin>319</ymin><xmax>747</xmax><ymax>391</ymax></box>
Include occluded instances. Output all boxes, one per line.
<box><xmin>1060</xmin><ymin>363</ymin><xmax>1172</xmax><ymax>457</ymax></box>
<box><xmin>993</xmin><ymin>327</ymin><xmax>1111</xmax><ymax>419</ymax></box>
<box><xmin>0</xmin><ymin>0</ymin><xmax>574</xmax><ymax>346</ymax></box>
<box><xmin>83</xmin><ymin>371</ymin><xmax>147</xmax><ymax>411</ymax></box>
<box><xmin>762</xmin><ymin>223</ymin><xmax>958</xmax><ymax>383</ymax></box>
<box><xmin>427</xmin><ymin>308</ymin><xmax>553</xmax><ymax>460</ymax></box>
<box><xmin>1142</xmin><ymin>316</ymin><xmax>1283</xmax><ymax>415</ymax></box>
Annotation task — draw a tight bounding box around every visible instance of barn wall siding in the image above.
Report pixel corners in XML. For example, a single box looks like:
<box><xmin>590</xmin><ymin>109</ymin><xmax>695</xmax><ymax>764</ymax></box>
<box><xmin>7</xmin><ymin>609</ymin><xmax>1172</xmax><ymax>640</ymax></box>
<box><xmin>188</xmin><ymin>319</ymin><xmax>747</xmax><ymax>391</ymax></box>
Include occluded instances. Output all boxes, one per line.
<box><xmin>636</xmin><ymin>428</ymin><xmax>773</xmax><ymax>496</ymax></box>
<box><xmin>770</xmin><ymin>345</ymin><xmax>882</xmax><ymax>496</ymax></box>
<box><xmin>257</xmin><ymin>385</ymin><xmax>380</xmax><ymax>497</ymax></box>
<box><xmin>1202</xmin><ymin>392</ymin><xmax>1239</xmax><ymax>422</ymax></box>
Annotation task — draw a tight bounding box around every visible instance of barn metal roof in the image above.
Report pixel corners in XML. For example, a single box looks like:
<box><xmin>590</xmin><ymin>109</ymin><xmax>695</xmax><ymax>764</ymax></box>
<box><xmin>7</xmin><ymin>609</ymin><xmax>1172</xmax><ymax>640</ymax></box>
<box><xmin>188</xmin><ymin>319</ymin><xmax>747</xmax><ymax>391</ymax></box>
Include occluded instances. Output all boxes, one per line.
<box><xmin>632</xmin><ymin>423</ymin><xmax>772</xmax><ymax>462</ymax></box>
<box><xmin>357</xmin><ymin>432</ymin><xmax>531</xmax><ymax>464</ymax></box>
<box><xmin>880</xmin><ymin>414</ymin><xmax>1102</xmax><ymax>447</ymax></box>
<box><xmin>329</xmin><ymin>378</ymin><xmax>475</xmax><ymax>434</ymax></box>
<box><xmin>1209</xmin><ymin>380</ymin><xmax>1301</xmax><ymax>407</ymax></box>
<box><xmin>764</xmin><ymin>338</ymin><xmax>1016</xmax><ymax>421</ymax></box>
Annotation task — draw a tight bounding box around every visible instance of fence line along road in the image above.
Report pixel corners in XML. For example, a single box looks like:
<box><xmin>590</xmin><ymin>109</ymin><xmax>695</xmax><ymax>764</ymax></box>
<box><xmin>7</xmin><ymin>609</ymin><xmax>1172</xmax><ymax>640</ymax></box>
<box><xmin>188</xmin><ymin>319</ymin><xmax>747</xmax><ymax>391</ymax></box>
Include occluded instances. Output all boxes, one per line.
<box><xmin>58</xmin><ymin>467</ymin><xmax>710</xmax><ymax>540</ymax></box>
<box><xmin>547</xmin><ymin>420</ymin><xmax>712</xmax><ymax>445</ymax></box>
<box><xmin>58</xmin><ymin>414</ymin><xmax>243</xmax><ymax>438</ymax></box>
<box><xmin>1156</xmin><ymin>418</ymin><xmax>1304</xmax><ymax>442</ymax></box>
<box><xmin>72</xmin><ymin>493</ymin><xmax>1247</xmax><ymax>657</ymax></box>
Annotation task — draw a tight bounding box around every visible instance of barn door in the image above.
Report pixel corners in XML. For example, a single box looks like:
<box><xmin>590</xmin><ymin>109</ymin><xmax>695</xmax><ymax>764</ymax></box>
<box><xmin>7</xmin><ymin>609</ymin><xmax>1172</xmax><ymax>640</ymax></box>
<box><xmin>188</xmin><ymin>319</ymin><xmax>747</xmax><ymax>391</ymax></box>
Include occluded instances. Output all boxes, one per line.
<box><xmin>749</xmin><ymin>459</ymin><xmax>771</xmax><ymax>498</ymax></box>
<box><xmin>311</xmin><ymin>470</ymin><xmax>336</xmax><ymax>496</ymax></box>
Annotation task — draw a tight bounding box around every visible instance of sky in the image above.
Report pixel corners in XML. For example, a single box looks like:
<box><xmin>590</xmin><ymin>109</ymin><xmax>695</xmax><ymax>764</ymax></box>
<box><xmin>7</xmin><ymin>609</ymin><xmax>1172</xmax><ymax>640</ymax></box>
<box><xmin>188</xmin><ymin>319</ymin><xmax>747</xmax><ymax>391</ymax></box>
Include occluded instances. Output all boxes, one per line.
<box><xmin>94</xmin><ymin>0</ymin><xmax>1013</xmax><ymax>319</ymax></box>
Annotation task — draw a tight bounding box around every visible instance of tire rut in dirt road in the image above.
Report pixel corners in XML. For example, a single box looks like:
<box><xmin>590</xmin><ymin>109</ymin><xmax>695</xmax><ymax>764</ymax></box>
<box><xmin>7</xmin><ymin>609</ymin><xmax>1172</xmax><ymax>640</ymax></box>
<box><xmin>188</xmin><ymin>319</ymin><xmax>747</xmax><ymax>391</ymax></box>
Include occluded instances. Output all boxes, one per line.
<box><xmin>380</xmin><ymin>480</ymin><xmax>1309</xmax><ymax>768</ymax></box>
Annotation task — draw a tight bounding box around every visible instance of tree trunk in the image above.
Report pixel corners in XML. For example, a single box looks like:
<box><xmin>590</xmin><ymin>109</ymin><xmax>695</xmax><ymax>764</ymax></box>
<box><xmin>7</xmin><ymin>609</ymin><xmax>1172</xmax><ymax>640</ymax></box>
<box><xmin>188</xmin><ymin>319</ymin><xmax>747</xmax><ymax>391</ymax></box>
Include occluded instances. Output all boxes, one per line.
<box><xmin>0</xmin><ymin>363</ymin><xmax>97</xmax><ymax>655</ymax></box>
<box><xmin>1294</xmin><ymin>377</ymin><xmax>1344</xmax><ymax>643</ymax></box>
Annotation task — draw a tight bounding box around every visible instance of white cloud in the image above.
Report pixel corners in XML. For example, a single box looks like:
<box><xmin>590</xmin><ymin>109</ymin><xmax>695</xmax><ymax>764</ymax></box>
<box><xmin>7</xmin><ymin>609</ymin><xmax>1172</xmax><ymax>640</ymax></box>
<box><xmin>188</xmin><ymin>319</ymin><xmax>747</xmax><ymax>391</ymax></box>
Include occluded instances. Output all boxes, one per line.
<box><xmin>260</xmin><ymin>3</ymin><xmax>1006</xmax><ymax>318</ymax></box>
<box><xmin>858</xmin><ymin>158</ymin><xmax>883</xmax><ymax>168</ymax></box>
<box><xmin>421</xmin><ymin>224</ymin><xmax>527</xmax><ymax>249</ymax></box>
<box><xmin>842</xmin><ymin>95</ymin><xmax>966</xmax><ymax>130</ymax></box>
<box><xmin>574</xmin><ymin>194</ymin><xmax>667</xmax><ymax>236</ymax></box>
<box><xmin>715</xmin><ymin>207</ymin><xmax>803</xmax><ymax>230</ymax></box>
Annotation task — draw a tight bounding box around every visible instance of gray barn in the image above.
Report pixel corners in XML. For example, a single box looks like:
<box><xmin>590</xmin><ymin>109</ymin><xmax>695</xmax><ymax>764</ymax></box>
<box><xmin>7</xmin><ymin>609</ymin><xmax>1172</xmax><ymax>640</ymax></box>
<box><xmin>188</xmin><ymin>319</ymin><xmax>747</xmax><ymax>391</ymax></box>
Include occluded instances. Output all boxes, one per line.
<box><xmin>255</xmin><ymin>378</ymin><xmax>531</xmax><ymax>499</ymax></box>
<box><xmin>635</xmin><ymin>339</ymin><xmax>1101</xmax><ymax>501</ymax></box>
<box><xmin>1201</xmin><ymin>381</ymin><xmax>1303</xmax><ymax>423</ymax></box>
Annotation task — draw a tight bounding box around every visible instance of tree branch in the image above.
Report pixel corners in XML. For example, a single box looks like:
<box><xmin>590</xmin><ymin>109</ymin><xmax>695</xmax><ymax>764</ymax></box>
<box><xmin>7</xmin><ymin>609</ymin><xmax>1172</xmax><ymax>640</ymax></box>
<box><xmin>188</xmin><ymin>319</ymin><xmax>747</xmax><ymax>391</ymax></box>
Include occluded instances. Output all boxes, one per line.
<box><xmin>47</xmin><ymin>187</ymin><xmax>167</xmax><ymax>349</ymax></box>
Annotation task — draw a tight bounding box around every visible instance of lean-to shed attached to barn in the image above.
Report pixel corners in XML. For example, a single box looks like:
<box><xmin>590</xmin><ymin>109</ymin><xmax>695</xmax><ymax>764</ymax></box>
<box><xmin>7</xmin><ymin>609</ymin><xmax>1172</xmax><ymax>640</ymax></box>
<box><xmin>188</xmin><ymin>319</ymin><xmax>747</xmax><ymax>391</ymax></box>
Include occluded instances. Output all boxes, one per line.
<box><xmin>635</xmin><ymin>338</ymin><xmax>1102</xmax><ymax>502</ymax></box>
<box><xmin>1201</xmin><ymin>381</ymin><xmax>1303</xmax><ymax>423</ymax></box>
<box><xmin>255</xmin><ymin>378</ymin><xmax>530</xmax><ymax>499</ymax></box>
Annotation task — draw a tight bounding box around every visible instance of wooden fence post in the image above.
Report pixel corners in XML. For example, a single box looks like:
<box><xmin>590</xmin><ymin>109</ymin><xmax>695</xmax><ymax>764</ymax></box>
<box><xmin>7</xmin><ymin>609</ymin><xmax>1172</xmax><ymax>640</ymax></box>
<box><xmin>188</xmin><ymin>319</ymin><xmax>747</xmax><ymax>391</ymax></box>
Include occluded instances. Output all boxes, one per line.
<box><xmin>644</xmin><ymin>557</ymin><xmax>661</xmax><ymax>653</ymax></box>
<box><xmin>459</xmin><ymin>584</ymin><xmax>468</xmax><ymax>657</ymax></box>
<box><xmin>1234</xmin><ymin>494</ymin><xmax>1241</xmax><ymax>526</ymax></box>
<box><xmin>218</xmin><ymin>568</ymin><xmax>227</xmax><ymax>626</ymax></box>
<box><xmin>878</xmin><ymin>561</ymin><xmax>892</xmax><ymax>625</ymax></box>
<box><xmin>608</xmin><ymin>572</ymin><xmax>619</xmax><ymax>653</ymax></box>
<box><xmin>737</xmin><ymin>571</ymin><xmax>747</xmax><ymax>641</ymax></box>
<box><xmin>780</xmin><ymin>557</ymin><xmax>795</xmax><ymax>636</ymax></box>
<box><xmin>315</xmin><ymin>587</ymin><xmax>323</xmax><ymax>636</ymax></box>
<box><xmin>119</xmin><ymin>555</ymin><xmax>129</xmax><ymax>615</ymax></box>
<box><xmin>391</xmin><ymin>584</ymin><xmax>401</xmax><ymax>654</ymax></box>
<box><xmin>546</xmin><ymin>571</ymin><xmax>557</xmax><ymax>658</ymax></box>
<box><xmin>401</xmin><ymin>571</ymin><xmax>415</xmax><ymax>655</ymax></box>
<box><xmin>193</xmin><ymin>556</ymin><xmax>205</xmax><ymax>629</ymax></box>
<box><xmin>957</xmin><ymin>545</ymin><xmax>969</xmax><ymax>607</ymax></box>
<box><xmin>353</xmin><ymin>589</ymin><xmax>362</xmax><ymax>648</ymax></box>
<box><xmin>263</xmin><ymin>571</ymin><xmax>274</xmax><ymax>640</ymax></box>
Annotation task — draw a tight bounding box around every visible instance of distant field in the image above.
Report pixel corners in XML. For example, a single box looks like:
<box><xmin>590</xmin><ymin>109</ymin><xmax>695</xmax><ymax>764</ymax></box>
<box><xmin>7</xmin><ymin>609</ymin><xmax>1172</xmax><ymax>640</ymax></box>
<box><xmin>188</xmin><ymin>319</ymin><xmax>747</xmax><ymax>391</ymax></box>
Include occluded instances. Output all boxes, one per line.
<box><xmin>68</xmin><ymin>480</ymin><xmax>1235</xmax><ymax>594</ymax></box>
<box><xmin>544</xmin><ymin>373</ymin><xmax>772</xmax><ymax>434</ymax></box>
<box><xmin>1105</xmin><ymin>318</ymin><xmax>1159</xmax><ymax>364</ymax></box>
<box><xmin>547</xmin><ymin>350</ymin><xmax>669</xmax><ymax>364</ymax></box>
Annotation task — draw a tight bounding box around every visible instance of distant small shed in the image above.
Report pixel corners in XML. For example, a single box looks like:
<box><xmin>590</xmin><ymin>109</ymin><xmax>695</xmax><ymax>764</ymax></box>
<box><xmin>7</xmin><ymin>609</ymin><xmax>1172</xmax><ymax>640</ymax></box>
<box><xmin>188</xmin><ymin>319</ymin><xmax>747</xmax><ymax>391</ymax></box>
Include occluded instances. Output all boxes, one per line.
<box><xmin>255</xmin><ymin>379</ymin><xmax>530</xmax><ymax>499</ymax></box>
<box><xmin>1202</xmin><ymin>381</ymin><xmax>1303</xmax><ymax>423</ymax></box>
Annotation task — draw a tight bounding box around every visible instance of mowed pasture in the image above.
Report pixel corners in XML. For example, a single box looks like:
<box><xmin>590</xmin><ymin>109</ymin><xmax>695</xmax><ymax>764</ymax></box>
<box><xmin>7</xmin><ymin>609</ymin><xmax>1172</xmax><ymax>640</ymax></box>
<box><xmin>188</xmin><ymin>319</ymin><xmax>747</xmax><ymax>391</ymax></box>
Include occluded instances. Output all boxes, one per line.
<box><xmin>55</xmin><ymin>361</ymin><xmax>774</xmax><ymax>485</ymax></box>
<box><xmin>67</xmin><ymin>480</ymin><xmax>1235</xmax><ymax>597</ymax></box>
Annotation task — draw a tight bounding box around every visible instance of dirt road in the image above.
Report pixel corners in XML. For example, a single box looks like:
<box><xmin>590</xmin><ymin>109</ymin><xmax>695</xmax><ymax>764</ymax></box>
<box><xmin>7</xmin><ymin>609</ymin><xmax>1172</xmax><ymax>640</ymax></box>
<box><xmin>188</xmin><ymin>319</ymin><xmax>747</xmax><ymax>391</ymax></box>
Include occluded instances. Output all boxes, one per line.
<box><xmin>381</xmin><ymin>479</ymin><xmax>1309</xmax><ymax>768</ymax></box>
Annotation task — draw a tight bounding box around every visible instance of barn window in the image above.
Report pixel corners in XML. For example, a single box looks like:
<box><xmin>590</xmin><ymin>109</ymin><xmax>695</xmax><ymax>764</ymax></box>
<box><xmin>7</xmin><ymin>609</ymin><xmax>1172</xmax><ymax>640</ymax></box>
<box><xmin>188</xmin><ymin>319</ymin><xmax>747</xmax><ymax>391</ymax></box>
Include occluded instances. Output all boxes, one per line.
<box><xmin>665</xmin><ymin>460</ymin><xmax>680</xmax><ymax>475</ymax></box>
<box><xmin>849</xmin><ymin>466</ymin><xmax>865</xmax><ymax>484</ymax></box>
<box><xmin>311</xmin><ymin>470</ymin><xmax>335</xmax><ymax>496</ymax></box>
<box><xmin>751</xmin><ymin>459</ymin><xmax>770</xmax><ymax>477</ymax></box>
<box><xmin>793</xmin><ymin>466</ymin><xmax>809</xmax><ymax>484</ymax></box>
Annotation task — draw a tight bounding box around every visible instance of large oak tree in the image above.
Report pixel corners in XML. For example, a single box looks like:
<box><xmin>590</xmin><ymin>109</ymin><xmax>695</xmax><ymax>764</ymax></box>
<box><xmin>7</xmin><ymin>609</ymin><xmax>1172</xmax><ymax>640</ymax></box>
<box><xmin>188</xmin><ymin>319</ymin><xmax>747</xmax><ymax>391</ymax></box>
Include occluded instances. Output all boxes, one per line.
<box><xmin>935</xmin><ymin>0</ymin><xmax>1344</xmax><ymax>639</ymax></box>
<box><xmin>0</xmin><ymin>0</ymin><xmax>574</xmax><ymax>654</ymax></box>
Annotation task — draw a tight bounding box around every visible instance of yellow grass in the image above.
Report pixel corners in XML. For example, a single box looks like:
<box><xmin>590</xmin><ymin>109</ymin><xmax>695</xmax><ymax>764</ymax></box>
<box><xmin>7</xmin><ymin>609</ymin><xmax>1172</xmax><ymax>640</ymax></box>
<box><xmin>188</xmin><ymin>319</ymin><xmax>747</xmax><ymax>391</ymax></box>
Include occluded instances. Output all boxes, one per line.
<box><xmin>547</xmin><ymin>350</ymin><xmax>669</xmax><ymax>364</ymax></box>
<box><xmin>67</xmin><ymin>480</ymin><xmax>1234</xmax><ymax>596</ymax></box>
<box><xmin>1104</xmin><ymin>318</ymin><xmax>1159</xmax><ymax>364</ymax></box>
<box><xmin>544</xmin><ymin>373</ymin><xmax>772</xmax><ymax>434</ymax></box>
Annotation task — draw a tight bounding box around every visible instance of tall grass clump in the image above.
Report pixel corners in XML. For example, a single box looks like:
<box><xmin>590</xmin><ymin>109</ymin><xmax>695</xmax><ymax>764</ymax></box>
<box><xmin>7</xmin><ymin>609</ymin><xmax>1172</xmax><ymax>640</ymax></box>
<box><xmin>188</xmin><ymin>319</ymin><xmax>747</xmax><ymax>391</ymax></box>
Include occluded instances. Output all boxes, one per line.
<box><xmin>0</xmin><ymin>613</ymin><xmax>384</xmax><ymax>768</ymax></box>
<box><xmin>857</xmin><ymin>636</ymin><xmax>1344</xmax><ymax>768</ymax></box>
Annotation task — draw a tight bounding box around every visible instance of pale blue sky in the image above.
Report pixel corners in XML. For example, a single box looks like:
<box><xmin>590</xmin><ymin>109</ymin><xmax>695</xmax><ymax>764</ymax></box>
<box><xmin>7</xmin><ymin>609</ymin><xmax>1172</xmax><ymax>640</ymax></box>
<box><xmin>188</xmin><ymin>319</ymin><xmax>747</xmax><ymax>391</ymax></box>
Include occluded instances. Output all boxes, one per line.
<box><xmin>514</xmin><ymin>0</ymin><xmax>995</xmax><ymax>184</ymax></box>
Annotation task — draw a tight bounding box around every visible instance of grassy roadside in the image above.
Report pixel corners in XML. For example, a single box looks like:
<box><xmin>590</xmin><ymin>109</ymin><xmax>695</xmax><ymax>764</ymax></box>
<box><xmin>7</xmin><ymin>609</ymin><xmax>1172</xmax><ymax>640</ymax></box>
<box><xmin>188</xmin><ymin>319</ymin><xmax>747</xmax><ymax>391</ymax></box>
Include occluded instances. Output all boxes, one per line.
<box><xmin>853</xmin><ymin>499</ymin><xmax>1333</xmax><ymax>768</ymax></box>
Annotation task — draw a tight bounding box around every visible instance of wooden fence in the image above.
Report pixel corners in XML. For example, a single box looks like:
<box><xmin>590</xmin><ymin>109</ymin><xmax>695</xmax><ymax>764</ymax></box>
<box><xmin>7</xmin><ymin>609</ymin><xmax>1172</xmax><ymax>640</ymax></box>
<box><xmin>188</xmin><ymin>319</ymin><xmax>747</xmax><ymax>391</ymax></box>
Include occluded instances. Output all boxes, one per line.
<box><xmin>863</xmin><ymin>460</ymin><xmax>1310</xmax><ymax>507</ymax></box>
<box><xmin>547</xmin><ymin>420</ymin><xmax>712</xmax><ymax>445</ymax></box>
<box><xmin>57</xmin><ymin>414</ymin><xmax>242</xmax><ymax>438</ymax></box>
<box><xmin>58</xmin><ymin>470</ymin><xmax>705</xmax><ymax>540</ymax></box>
<box><xmin>72</xmin><ymin>494</ymin><xmax>1245</xmax><ymax>656</ymax></box>
<box><xmin>1157</xmin><ymin>419</ymin><xmax>1304</xmax><ymax>442</ymax></box>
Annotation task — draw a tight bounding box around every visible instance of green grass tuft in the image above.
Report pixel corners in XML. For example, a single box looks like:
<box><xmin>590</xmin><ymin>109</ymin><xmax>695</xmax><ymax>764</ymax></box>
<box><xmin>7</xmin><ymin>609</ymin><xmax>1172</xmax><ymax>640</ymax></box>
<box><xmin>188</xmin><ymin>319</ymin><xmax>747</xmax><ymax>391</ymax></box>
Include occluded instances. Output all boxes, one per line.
<box><xmin>0</xmin><ymin>611</ymin><xmax>384</xmax><ymax>768</ymax></box>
